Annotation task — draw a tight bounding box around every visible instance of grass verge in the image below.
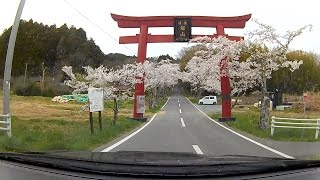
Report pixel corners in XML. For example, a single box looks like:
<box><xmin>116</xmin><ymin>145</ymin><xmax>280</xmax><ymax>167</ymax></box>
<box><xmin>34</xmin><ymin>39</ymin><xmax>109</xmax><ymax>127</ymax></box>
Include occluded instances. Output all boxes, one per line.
<box><xmin>210</xmin><ymin>110</ymin><xmax>320</xmax><ymax>142</ymax></box>
<box><xmin>0</xmin><ymin>116</ymin><xmax>141</xmax><ymax>152</ymax></box>
<box><xmin>188</xmin><ymin>96</ymin><xmax>198</xmax><ymax>104</ymax></box>
<box><xmin>0</xmin><ymin>96</ymin><xmax>168</xmax><ymax>152</ymax></box>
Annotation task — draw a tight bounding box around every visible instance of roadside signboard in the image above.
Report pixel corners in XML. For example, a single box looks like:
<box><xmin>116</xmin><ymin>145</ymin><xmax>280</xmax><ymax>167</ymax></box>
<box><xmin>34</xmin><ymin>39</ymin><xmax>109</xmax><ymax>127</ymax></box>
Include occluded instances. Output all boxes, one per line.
<box><xmin>88</xmin><ymin>88</ymin><xmax>104</xmax><ymax>112</ymax></box>
<box><xmin>137</xmin><ymin>95</ymin><xmax>145</xmax><ymax>113</ymax></box>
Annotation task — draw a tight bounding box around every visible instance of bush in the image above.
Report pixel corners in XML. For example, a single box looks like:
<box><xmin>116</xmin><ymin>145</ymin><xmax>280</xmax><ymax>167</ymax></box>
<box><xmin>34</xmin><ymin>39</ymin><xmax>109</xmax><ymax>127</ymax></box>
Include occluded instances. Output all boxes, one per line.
<box><xmin>15</xmin><ymin>83</ymin><xmax>41</xmax><ymax>96</ymax></box>
<box><xmin>12</xmin><ymin>76</ymin><xmax>72</xmax><ymax>97</ymax></box>
<box><xmin>41</xmin><ymin>88</ymin><xmax>56</xmax><ymax>97</ymax></box>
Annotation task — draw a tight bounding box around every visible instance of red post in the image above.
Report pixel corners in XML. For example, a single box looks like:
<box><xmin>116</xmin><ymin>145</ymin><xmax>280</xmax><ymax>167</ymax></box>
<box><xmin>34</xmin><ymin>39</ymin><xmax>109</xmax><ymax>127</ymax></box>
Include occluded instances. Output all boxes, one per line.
<box><xmin>133</xmin><ymin>25</ymin><xmax>148</xmax><ymax>119</ymax></box>
<box><xmin>216</xmin><ymin>25</ymin><xmax>233</xmax><ymax>121</ymax></box>
<box><xmin>220</xmin><ymin>58</ymin><xmax>232</xmax><ymax>118</ymax></box>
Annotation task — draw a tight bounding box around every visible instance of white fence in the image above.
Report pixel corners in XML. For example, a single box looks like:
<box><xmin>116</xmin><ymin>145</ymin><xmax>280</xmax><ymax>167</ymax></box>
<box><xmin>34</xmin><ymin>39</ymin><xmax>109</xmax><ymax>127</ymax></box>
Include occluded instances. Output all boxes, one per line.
<box><xmin>271</xmin><ymin>116</ymin><xmax>320</xmax><ymax>139</ymax></box>
<box><xmin>0</xmin><ymin>114</ymin><xmax>11</xmax><ymax>137</ymax></box>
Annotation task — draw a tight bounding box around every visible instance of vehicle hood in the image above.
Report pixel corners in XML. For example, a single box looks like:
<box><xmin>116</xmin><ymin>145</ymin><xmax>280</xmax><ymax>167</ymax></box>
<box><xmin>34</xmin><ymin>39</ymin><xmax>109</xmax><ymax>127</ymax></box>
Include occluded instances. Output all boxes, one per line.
<box><xmin>1</xmin><ymin>151</ymin><xmax>320</xmax><ymax>178</ymax></box>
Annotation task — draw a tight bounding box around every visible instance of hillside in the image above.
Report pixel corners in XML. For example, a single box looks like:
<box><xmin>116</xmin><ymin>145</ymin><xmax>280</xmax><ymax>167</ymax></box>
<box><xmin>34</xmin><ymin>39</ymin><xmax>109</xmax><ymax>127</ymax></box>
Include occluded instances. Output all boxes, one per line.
<box><xmin>0</xmin><ymin>19</ymin><xmax>136</xmax><ymax>79</ymax></box>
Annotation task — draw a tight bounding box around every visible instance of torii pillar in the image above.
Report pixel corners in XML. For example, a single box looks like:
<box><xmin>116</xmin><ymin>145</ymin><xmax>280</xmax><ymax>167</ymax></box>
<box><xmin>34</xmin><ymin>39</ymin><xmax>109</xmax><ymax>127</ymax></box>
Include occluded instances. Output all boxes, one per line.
<box><xmin>111</xmin><ymin>13</ymin><xmax>251</xmax><ymax>121</ymax></box>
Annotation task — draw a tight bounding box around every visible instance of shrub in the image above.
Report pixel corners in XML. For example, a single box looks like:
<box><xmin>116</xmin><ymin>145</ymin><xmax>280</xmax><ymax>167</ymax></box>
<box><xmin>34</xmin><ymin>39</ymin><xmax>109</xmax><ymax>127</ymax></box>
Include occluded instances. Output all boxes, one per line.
<box><xmin>12</xmin><ymin>76</ymin><xmax>72</xmax><ymax>97</ymax></box>
<box><xmin>15</xmin><ymin>83</ymin><xmax>41</xmax><ymax>96</ymax></box>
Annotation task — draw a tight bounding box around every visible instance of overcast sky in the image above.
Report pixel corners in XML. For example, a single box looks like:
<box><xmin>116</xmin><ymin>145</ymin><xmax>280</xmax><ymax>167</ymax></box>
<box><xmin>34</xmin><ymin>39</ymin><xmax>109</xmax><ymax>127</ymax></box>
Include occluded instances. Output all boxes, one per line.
<box><xmin>0</xmin><ymin>0</ymin><xmax>319</xmax><ymax>58</ymax></box>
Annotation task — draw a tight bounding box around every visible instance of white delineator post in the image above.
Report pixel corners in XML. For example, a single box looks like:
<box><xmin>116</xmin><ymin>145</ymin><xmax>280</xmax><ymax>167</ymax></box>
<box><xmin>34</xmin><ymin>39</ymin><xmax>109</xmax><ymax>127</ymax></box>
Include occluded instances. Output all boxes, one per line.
<box><xmin>271</xmin><ymin>116</ymin><xmax>275</xmax><ymax>136</ymax></box>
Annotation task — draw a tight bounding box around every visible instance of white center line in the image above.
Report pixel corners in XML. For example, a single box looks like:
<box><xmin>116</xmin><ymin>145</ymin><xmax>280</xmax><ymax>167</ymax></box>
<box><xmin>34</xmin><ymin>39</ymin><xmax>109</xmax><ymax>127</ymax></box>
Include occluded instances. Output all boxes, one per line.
<box><xmin>179</xmin><ymin>109</ymin><xmax>182</xmax><ymax>113</ymax></box>
<box><xmin>192</xmin><ymin>145</ymin><xmax>204</xmax><ymax>155</ymax></box>
<box><xmin>180</xmin><ymin>118</ymin><xmax>186</xmax><ymax>127</ymax></box>
<box><xmin>178</xmin><ymin>100</ymin><xmax>179</xmax><ymax>103</ymax></box>
<box><xmin>178</xmin><ymin>103</ymin><xmax>180</xmax><ymax>107</ymax></box>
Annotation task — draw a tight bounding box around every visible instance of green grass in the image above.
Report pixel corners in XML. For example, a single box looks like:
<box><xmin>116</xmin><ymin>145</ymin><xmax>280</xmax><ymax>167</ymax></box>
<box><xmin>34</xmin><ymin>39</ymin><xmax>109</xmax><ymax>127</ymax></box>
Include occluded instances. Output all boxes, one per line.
<box><xmin>188</xmin><ymin>96</ymin><xmax>198</xmax><ymax>104</ymax></box>
<box><xmin>147</xmin><ymin>98</ymin><xmax>167</xmax><ymax>114</ymax></box>
<box><xmin>0</xmin><ymin>97</ymin><xmax>168</xmax><ymax>152</ymax></box>
<box><xmin>105</xmin><ymin>99</ymin><xmax>134</xmax><ymax>110</ymax></box>
<box><xmin>211</xmin><ymin>111</ymin><xmax>320</xmax><ymax>142</ymax></box>
<box><xmin>0</xmin><ymin>116</ymin><xmax>141</xmax><ymax>152</ymax></box>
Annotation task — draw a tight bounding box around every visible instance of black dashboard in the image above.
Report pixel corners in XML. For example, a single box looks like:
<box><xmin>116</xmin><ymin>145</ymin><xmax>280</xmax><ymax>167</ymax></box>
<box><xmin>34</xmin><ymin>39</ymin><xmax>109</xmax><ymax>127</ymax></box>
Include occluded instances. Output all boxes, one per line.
<box><xmin>1</xmin><ymin>160</ymin><xmax>320</xmax><ymax>180</ymax></box>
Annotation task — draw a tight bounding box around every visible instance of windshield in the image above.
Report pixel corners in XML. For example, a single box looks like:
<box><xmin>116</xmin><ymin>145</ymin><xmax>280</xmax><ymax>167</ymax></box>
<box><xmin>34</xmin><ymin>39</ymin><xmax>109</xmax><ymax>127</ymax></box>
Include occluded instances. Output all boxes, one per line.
<box><xmin>1</xmin><ymin>0</ymin><xmax>320</xmax><ymax>172</ymax></box>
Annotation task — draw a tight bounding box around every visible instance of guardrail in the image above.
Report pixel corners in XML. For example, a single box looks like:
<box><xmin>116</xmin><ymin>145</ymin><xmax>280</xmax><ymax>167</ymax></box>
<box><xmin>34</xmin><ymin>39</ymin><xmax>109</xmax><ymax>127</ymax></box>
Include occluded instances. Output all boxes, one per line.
<box><xmin>271</xmin><ymin>116</ymin><xmax>320</xmax><ymax>139</ymax></box>
<box><xmin>0</xmin><ymin>114</ymin><xmax>11</xmax><ymax>137</ymax></box>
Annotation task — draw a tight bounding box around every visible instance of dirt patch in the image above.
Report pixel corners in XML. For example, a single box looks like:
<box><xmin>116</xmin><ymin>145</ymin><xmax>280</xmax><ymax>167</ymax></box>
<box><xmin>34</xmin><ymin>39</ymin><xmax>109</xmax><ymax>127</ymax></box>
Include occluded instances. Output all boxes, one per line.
<box><xmin>0</xmin><ymin>94</ymin><xmax>157</xmax><ymax>121</ymax></box>
<box><xmin>0</xmin><ymin>97</ymin><xmax>87</xmax><ymax>121</ymax></box>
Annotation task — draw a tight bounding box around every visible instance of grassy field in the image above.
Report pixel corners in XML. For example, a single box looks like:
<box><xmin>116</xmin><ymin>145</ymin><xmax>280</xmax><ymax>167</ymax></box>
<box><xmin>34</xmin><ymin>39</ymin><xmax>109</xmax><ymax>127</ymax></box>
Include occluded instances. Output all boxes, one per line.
<box><xmin>0</xmin><ymin>94</ymin><xmax>167</xmax><ymax>152</ymax></box>
<box><xmin>211</xmin><ymin>107</ymin><xmax>320</xmax><ymax>142</ymax></box>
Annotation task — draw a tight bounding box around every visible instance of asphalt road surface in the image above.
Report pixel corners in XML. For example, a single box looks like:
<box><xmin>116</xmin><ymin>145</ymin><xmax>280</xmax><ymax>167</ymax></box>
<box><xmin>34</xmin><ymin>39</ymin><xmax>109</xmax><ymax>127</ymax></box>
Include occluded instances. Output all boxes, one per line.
<box><xmin>102</xmin><ymin>95</ymin><xmax>293</xmax><ymax>159</ymax></box>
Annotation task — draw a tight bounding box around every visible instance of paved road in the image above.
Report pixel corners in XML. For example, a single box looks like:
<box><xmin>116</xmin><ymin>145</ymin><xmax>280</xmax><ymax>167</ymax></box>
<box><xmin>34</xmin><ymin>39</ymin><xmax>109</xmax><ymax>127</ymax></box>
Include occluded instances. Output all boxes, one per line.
<box><xmin>103</xmin><ymin>95</ymin><xmax>291</xmax><ymax>158</ymax></box>
<box><xmin>194</xmin><ymin>103</ymin><xmax>222</xmax><ymax>114</ymax></box>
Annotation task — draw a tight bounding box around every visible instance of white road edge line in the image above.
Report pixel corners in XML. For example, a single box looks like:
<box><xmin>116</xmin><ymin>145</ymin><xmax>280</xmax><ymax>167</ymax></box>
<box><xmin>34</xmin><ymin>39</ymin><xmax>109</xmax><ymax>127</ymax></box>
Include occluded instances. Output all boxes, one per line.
<box><xmin>186</xmin><ymin>97</ymin><xmax>294</xmax><ymax>159</ymax></box>
<box><xmin>101</xmin><ymin>113</ymin><xmax>157</xmax><ymax>152</ymax></box>
<box><xmin>102</xmin><ymin>96</ymin><xmax>171</xmax><ymax>152</ymax></box>
<box><xmin>192</xmin><ymin>145</ymin><xmax>204</xmax><ymax>155</ymax></box>
<box><xmin>161</xmin><ymin>97</ymin><xmax>170</xmax><ymax>110</ymax></box>
<box><xmin>179</xmin><ymin>109</ymin><xmax>182</xmax><ymax>113</ymax></box>
<box><xmin>180</xmin><ymin>118</ymin><xmax>186</xmax><ymax>127</ymax></box>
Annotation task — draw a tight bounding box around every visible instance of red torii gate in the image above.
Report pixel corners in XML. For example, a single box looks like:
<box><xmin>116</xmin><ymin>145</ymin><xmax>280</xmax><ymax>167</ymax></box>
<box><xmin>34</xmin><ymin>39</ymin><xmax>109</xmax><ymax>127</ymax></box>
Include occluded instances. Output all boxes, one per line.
<box><xmin>111</xmin><ymin>13</ymin><xmax>251</xmax><ymax>121</ymax></box>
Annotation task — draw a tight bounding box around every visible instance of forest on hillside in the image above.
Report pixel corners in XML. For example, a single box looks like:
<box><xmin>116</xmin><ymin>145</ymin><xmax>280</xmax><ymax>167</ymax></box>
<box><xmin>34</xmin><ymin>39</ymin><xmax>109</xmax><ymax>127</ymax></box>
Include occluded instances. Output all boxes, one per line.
<box><xmin>0</xmin><ymin>19</ymin><xmax>138</xmax><ymax>79</ymax></box>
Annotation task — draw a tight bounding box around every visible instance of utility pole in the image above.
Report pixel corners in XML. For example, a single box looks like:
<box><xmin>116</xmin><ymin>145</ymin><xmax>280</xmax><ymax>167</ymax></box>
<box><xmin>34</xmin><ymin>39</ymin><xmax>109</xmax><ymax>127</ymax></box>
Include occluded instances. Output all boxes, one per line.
<box><xmin>2</xmin><ymin>0</ymin><xmax>26</xmax><ymax>137</ymax></box>
<box><xmin>24</xmin><ymin>62</ymin><xmax>28</xmax><ymax>86</ymax></box>
<box><xmin>41</xmin><ymin>62</ymin><xmax>46</xmax><ymax>84</ymax></box>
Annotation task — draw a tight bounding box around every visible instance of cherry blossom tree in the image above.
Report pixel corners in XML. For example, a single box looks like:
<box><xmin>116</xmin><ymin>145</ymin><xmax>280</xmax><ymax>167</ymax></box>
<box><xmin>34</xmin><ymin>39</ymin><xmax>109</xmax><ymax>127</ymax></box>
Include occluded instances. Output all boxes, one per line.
<box><xmin>244</xmin><ymin>20</ymin><xmax>312</xmax><ymax>130</ymax></box>
<box><xmin>182</xmin><ymin>52</ymin><xmax>220</xmax><ymax>98</ymax></box>
<box><xmin>136</xmin><ymin>59</ymin><xmax>181</xmax><ymax>108</ymax></box>
<box><xmin>62</xmin><ymin>64</ymin><xmax>136</xmax><ymax>124</ymax></box>
<box><xmin>62</xmin><ymin>59</ymin><xmax>180</xmax><ymax>123</ymax></box>
<box><xmin>182</xmin><ymin>20</ymin><xmax>311</xmax><ymax>130</ymax></box>
<box><xmin>183</xmin><ymin>36</ymin><xmax>258</xmax><ymax>100</ymax></box>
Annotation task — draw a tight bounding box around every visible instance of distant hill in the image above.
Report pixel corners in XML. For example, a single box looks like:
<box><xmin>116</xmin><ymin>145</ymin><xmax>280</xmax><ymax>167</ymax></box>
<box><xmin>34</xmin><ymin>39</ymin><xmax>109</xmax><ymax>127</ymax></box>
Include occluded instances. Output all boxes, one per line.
<box><xmin>0</xmin><ymin>19</ymin><xmax>136</xmax><ymax>78</ymax></box>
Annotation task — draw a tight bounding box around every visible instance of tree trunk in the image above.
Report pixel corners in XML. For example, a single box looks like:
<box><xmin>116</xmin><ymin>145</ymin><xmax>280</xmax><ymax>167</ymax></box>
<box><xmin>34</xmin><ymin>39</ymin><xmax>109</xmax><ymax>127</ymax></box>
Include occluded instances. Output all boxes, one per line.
<box><xmin>259</xmin><ymin>74</ymin><xmax>270</xmax><ymax>130</ymax></box>
<box><xmin>197</xmin><ymin>84</ymin><xmax>202</xmax><ymax>99</ymax></box>
<box><xmin>148</xmin><ymin>96</ymin><xmax>153</xmax><ymax>109</ymax></box>
<box><xmin>260</xmin><ymin>96</ymin><xmax>270</xmax><ymax>130</ymax></box>
<box><xmin>24</xmin><ymin>63</ymin><xmax>28</xmax><ymax>86</ymax></box>
<box><xmin>231</xmin><ymin>93</ymin><xmax>240</xmax><ymax>109</ymax></box>
<box><xmin>113</xmin><ymin>98</ymin><xmax>118</xmax><ymax>125</ymax></box>
<box><xmin>153</xmin><ymin>87</ymin><xmax>157</xmax><ymax>108</ymax></box>
<box><xmin>156</xmin><ymin>87</ymin><xmax>159</xmax><ymax>103</ymax></box>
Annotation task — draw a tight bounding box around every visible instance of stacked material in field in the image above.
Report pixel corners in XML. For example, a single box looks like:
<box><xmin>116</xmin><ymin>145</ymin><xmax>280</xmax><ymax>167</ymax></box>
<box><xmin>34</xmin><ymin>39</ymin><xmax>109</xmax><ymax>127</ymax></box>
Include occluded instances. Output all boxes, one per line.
<box><xmin>52</xmin><ymin>96</ymin><xmax>69</xmax><ymax>103</ymax></box>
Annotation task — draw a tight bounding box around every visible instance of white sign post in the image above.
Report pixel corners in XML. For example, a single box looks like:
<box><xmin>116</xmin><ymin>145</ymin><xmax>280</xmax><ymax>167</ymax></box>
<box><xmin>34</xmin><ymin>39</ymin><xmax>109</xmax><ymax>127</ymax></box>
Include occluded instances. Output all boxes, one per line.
<box><xmin>136</xmin><ymin>95</ymin><xmax>145</xmax><ymax>114</ymax></box>
<box><xmin>88</xmin><ymin>88</ymin><xmax>104</xmax><ymax>134</ymax></box>
<box><xmin>303</xmin><ymin>93</ymin><xmax>308</xmax><ymax>117</ymax></box>
<box><xmin>88</xmin><ymin>88</ymin><xmax>104</xmax><ymax>112</ymax></box>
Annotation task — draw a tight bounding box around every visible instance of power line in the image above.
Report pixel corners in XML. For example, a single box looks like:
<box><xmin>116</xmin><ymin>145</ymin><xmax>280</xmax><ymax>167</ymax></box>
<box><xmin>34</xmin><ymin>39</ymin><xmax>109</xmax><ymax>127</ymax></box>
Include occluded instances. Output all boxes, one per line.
<box><xmin>62</xmin><ymin>0</ymin><xmax>136</xmax><ymax>54</ymax></box>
